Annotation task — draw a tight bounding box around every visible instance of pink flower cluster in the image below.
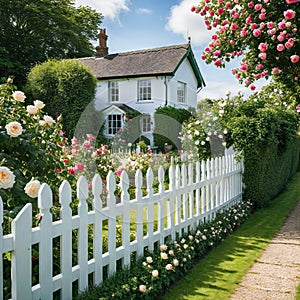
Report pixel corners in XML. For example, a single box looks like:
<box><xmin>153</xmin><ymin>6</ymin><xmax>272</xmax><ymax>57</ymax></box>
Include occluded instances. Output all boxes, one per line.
<box><xmin>191</xmin><ymin>1</ymin><xmax>299</xmax><ymax>89</ymax></box>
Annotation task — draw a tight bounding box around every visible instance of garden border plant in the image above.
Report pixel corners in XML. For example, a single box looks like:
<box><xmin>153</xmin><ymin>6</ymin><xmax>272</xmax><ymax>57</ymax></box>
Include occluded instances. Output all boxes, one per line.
<box><xmin>76</xmin><ymin>200</ymin><xmax>253</xmax><ymax>300</ymax></box>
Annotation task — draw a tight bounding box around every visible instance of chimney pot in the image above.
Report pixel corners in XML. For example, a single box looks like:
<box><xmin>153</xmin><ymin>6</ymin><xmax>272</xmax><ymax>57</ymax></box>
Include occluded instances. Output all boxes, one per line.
<box><xmin>96</xmin><ymin>28</ymin><xmax>108</xmax><ymax>57</ymax></box>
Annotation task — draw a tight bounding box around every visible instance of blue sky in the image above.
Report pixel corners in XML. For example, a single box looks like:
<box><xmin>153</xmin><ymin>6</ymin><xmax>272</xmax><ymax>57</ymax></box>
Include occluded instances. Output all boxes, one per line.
<box><xmin>75</xmin><ymin>0</ymin><xmax>266</xmax><ymax>100</ymax></box>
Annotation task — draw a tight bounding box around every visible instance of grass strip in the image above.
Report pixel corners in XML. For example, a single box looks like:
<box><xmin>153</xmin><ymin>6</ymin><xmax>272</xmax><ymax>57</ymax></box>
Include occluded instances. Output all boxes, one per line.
<box><xmin>161</xmin><ymin>172</ymin><xmax>300</xmax><ymax>300</ymax></box>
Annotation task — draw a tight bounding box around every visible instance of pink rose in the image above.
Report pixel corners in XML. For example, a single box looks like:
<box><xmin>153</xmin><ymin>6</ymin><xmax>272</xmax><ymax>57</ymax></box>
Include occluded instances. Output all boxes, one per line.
<box><xmin>250</xmin><ymin>85</ymin><xmax>256</xmax><ymax>91</ymax></box>
<box><xmin>253</xmin><ymin>29</ymin><xmax>261</xmax><ymax>37</ymax></box>
<box><xmin>267</xmin><ymin>22</ymin><xmax>274</xmax><ymax>29</ymax></box>
<box><xmin>278</xmin><ymin>21</ymin><xmax>286</xmax><ymax>30</ymax></box>
<box><xmin>259</xmin><ymin>52</ymin><xmax>267</xmax><ymax>60</ymax></box>
<box><xmin>277</xmin><ymin>44</ymin><xmax>285</xmax><ymax>51</ymax></box>
<box><xmin>290</xmin><ymin>55</ymin><xmax>299</xmax><ymax>63</ymax></box>
<box><xmin>277</xmin><ymin>35</ymin><xmax>285</xmax><ymax>42</ymax></box>
<box><xmin>248</xmin><ymin>1</ymin><xmax>254</xmax><ymax>8</ymax></box>
<box><xmin>257</xmin><ymin>63</ymin><xmax>263</xmax><ymax>69</ymax></box>
<box><xmin>272</xmin><ymin>68</ymin><xmax>281</xmax><ymax>74</ymax></box>
<box><xmin>284</xmin><ymin>9</ymin><xmax>295</xmax><ymax>20</ymax></box>
<box><xmin>254</xmin><ymin>4</ymin><xmax>262</xmax><ymax>10</ymax></box>
<box><xmin>258</xmin><ymin>43</ymin><xmax>267</xmax><ymax>52</ymax></box>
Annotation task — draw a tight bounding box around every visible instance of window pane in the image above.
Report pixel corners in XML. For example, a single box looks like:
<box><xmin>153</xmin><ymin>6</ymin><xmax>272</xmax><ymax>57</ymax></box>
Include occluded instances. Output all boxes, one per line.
<box><xmin>109</xmin><ymin>81</ymin><xmax>119</xmax><ymax>102</ymax></box>
<box><xmin>138</xmin><ymin>80</ymin><xmax>151</xmax><ymax>101</ymax></box>
<box><xmin>107</xmin><ymin>114</ymin><xmax>122</xmax><ymax>135</ymax></box>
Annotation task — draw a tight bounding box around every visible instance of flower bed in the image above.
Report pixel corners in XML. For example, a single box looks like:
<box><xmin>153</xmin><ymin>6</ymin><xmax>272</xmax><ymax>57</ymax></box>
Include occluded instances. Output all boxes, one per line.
<box><xmin>76</xmin><ymin>200</ymin><xmax>253</xmax><ymax>300</ymax></box>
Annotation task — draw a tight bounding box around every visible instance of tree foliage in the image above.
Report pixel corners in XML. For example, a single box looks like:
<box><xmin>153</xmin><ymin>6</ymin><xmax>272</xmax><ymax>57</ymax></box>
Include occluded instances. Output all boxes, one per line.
<box><xmin>26</xmin><ymin>59</ymin><xmax>101</xmax><ymax>138</ymax></box>
<box><xmin>0</xmin><ymin>0</ymin><xmax>103</xmax><ymax>85</ymax></box>
<box><xmin>192</xmin><ymin>0</ymin><xmax>299</xmax><ymax>93</ymax></box>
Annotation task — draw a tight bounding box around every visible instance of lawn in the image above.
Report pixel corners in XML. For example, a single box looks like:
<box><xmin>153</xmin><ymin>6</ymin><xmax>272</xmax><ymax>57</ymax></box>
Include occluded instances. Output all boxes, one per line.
<box><xmin>161</xmin><ymin>172</ymin><xmax>300</xmax><ymax>300</ymax></box>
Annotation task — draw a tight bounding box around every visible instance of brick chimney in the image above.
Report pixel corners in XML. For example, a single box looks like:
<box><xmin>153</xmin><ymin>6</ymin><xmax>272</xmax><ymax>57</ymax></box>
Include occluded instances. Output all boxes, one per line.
<box><xmin>96</xmin><ymin>29</ymin><xmax>108</xmax><ymax>57</ymax></box>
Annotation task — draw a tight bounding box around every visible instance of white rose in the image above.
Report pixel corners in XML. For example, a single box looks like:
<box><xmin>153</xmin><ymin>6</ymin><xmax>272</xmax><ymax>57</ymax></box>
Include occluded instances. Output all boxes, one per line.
<box><xmin>39</xmin><ymin>120</ymin><xmax>46</xmax><ymax>126</ymax></box>
<box><xmin>152</xmin><ymin>270</ymin><xmax>159</xmax><ymax>277</ymax></box>
<box><xmin>0</xmin><ymin>167</ymin><xmax>16</xmax><ymax>189</ymax></box>
<box><xmin>165</xmin><ymin>264</ymin><xmax>173</xmax><ymax>271</ymax></box>
<box><xmin>34</xmin><ymin>100</ymin><xmax>45</xmax><ymax>109</ymax></box>
<box><xmin>26</xmin><ymin>105</ymin><xmax>38</xmax><ymax>115</ymax></box>
<box><xmin>24</xmin><ymin>179</ymin><xmax>41</xmax><ymax>198</ymax></box>
<box><xmin>12</xmin><ymin>91</ymin><xmax>26</xmax><ymax>102</ymax></box>
<box><xmin>43</xmin><ymin>115</ymin><xmax>55</xmax><ymax>125</ymax></box>
<box><xmin>160</xmin><ymin>252</ymin><xmax>168</xmax><ymax>260</ymax></box>
<box><xmin>5</xmin><ymin>121</ymin><xmax>23</xmax><ymax>137</ymax></box>
<box><xmin>139</xmin><ymin>285</ymin><xmax>146</xmax><ymax>293</ymax></box>
<box><xmin>173</xmin><ymin>259</ymin><xmax>179</xmax><ymax>266</ymax></box>
<box><xmin>146</xmin><ymin>256</ymin><xmax>153</xmax><ymax>264</ymax></box>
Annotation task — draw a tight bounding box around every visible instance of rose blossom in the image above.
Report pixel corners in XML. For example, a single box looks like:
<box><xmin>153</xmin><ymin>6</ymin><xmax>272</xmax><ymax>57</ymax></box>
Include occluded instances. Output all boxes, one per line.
<box><xmin>139</xmin><ymin>285</ymin><xmax>146</xmax><ymax>293</ymax></box>
<box><xmin>165</xmin><ymin>264</ymin><xmax>173</xmax><ymax>271</ymax></box>
<box><xmin>277</xmin><ymin>44</ymin><xmax>285</xmax><ymax>51</ymax></box>
<box><xmin>258</xmin><ymin>52</ymin><xmax>267</xmax><ymax>60</ymax></box>
<box><xmin>290</xmin><ymin>55</ymin><xmax>299</xmax><ymax>63</ymax></box>
<box><xmin>284</xmin><ymin>9</ymin><xmax>295</xmax><ymax>20</ymax></box>
<box><xmin>258</xmin><ymin>43</ymin><xmax>267</xmax><ymax>52</ymax></box>
<box><xmin>5</xmin><ymin>121</ymin><xmax>23</xmax><ymax>137</ymax></box>
<box><xmin>26</xmin><ymin>105</ymin><xmax>38</xmax><ymax>115</ymax></box>
<box><xmin>152</xmin><ymin>270</ymin><xmax>159</xmax><ymax>277</ymax></box>
<box><xmin>12</xmin><ymin>91</ymin><xmax>26</xmax><ymax>102</ymax></box>
<box><xmin>24</xmin><ymin>179</ymin><xmax>41</xmax><ymax>198</ymax></box>
<box><xmin>0</xmin><ymin>167</ymin><xmax>15</xmax><ymax>189</ymax></box>
<box><xmin>272</xmin><ymin>67</ymin><xmax>281</xmax><ymax>74</ymax></box>
<box><xmin>253</xmin><ymin>29</ymin><xmax>261</xmax><ymax>37</ymax></box>
<box><xmin>43</xmin><ymin>115</ymin><xmax>55</xmax><ymax>126</ymax></box>
<box><xmin>34</xmin><ymin>100</ymin><xmax>45</xmax><ymax>109</ymax></box>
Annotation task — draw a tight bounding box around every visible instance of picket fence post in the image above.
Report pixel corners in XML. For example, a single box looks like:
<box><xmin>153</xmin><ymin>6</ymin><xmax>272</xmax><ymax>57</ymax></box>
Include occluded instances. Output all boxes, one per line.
<box><xmin>77</xmin><ymin>176</ymin><xmax>89</xmax><ymax>292</ymax></box>
<box><xmin>92</xmin><ymin>174</ymin><xmax>103</xmax><ymax>284</ymax></box>
<box><xmin>59</xmin><ymin>180</ymin><xmax>73</xmax><ymax>299</ymax></box>
<box><xmin>11</xmin><ymin>203</ymin><xmax>32</xmax><ymax>300</ymax></box>
<box><xmin>38</xmin><ymin>183</ymin><xmax>54</xmax><ymax>299</ymax></box>
<box><xmin>107</xmin><ymin>171</ymin><xmax>117</xmax><ymax>276</ymax></box>
<box><xmin>135</xmin><ymin>169</ymin><xmax>144</xmax><ymax>258</ymax></box>
<box><xmin>120</xmin><ymin>170</ymin><xmax>131</xmax><ymax>266</ymax></box>
<box><xmin>146</xmin><ymin>168</ymin><xmax>155</xmax><ymax>251</ymax></box>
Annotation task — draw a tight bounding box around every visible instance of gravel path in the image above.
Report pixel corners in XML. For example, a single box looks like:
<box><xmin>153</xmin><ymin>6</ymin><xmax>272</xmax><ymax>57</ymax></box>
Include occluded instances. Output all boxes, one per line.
<box><xmin>230</xmin><ymin>201</ymin><xmax>300</xmax><ymax>300</ymax></box>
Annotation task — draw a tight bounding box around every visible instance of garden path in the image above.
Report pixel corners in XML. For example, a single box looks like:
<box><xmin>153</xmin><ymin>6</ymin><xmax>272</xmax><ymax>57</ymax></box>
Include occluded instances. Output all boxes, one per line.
<box><xmin>230</xmin><ymin>200</ymin><xmax>300</xmax><ymax>300</ymax></box>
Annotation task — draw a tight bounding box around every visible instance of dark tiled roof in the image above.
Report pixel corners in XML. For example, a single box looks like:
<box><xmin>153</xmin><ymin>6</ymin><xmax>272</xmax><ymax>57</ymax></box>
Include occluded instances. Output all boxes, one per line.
<box><xmin>79</xmin><ymin>44</ymin><xmax>205</xmax><ymax>88</ymax></box>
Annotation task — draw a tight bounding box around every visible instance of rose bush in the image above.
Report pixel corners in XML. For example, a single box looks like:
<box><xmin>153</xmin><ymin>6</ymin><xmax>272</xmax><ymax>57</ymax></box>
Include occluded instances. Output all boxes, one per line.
<box><xmin>192</xmin><ymin>0</ymin><xmax>299</xmax><ymax>93</ymax></box>
<box><xmin>0</xmin><ymin>78</ymin><xmax>68</xmax><ymax>229</ymax></box>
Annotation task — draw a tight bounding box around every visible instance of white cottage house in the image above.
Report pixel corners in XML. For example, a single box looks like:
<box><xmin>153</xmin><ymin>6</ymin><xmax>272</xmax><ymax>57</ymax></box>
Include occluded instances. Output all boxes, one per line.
<box><xmin>79</xmin><ymin>29</ymin><xmax>205</xmax><ymax>146</ymax></box>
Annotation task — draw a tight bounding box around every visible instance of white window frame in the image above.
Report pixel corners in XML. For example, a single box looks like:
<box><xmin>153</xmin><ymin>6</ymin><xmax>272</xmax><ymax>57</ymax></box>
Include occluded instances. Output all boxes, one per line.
<box><xmin>107</xmin><ymin>114</ymin><xmax>122</xmax><ymax>135</ymax></box>
<box><xmin>108</xmin><ymin>81</ymin><xmax>119</xmax><ymax>102</ymax></box>
<box><xmin>138</xmin><ymin>79</ymin><xmax>151</xmax><ymax>101</ymax></box>
<box><xmin>141</xmin><ymin>115</ymin><xmax>151</xmax><ymax>133</ymax></box>
<box><xmin>177</xmin><ymin>81</ymin><xmax>186</xmax><ymax>103</ymax></box>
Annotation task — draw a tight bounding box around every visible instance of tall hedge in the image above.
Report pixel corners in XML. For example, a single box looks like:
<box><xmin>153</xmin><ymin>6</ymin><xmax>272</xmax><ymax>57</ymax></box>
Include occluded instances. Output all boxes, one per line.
<box><xmin>153</xmin><ymin>106</ymin><xmax>193</xmax><ymax>151</ymax></box>
<box><xmin>26</xmin><ymin>59</ymin><xmax>99</xmax><ymax>138</ymax></box>
<box><xmin>218</xmin><ymin>83</ymin><xmax>300</xmax><ymax>208</ymax></box>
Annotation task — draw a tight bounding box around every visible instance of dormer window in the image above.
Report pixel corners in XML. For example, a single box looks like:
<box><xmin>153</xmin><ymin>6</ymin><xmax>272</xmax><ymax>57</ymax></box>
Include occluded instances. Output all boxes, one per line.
<box><xmin>177</xmin><ymin>81</ymin><xmax>186</xmax><ymax>103</ymax></box>
<box><xmin>138</xmin><ymin>79</ymin><xmax>151</xmax><ymax>101</ymax></box>
<box><xmin>109</xmin><ymin>81</ymin><xmax>119</xmax><ymax>102</ymax></box>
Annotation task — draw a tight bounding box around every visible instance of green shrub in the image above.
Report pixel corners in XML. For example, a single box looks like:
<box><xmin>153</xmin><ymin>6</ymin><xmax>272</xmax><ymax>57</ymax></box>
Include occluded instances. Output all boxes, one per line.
<box><xmin>26</xmin><ymin>59</ymin><xmax>99</xmax><ymax>138</ymax></box>
<box><xmin>153</xmin><ymin>106</ymin><xmax>193</xmax><ymax>151</ymax></box>
<box><xmin>218</xmin><ymin>83</ymin><xmax>300</xmax><ymax>208</ymax></box>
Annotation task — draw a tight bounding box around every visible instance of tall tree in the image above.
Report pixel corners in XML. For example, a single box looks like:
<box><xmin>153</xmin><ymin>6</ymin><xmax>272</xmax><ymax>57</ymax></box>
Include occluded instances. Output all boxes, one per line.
<box><xmin>0</xmin><ymin>0</ymin><xmax>103</xmax><ymax>85</ymax></box>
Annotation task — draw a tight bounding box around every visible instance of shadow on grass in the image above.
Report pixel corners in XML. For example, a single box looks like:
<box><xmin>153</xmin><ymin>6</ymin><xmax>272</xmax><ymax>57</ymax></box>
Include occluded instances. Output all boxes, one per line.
<box><xmin>161</xmin><ymin>173</ymin><xmax>300</xmax><ymax>300</ymax></box>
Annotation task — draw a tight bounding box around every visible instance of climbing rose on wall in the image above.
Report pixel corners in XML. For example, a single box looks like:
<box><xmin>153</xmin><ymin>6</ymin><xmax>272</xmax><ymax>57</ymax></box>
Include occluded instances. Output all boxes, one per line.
<box><xmin>191</xmin><ymin>0</ymin><xmax>299</xmax><ymax>92</ymax></box>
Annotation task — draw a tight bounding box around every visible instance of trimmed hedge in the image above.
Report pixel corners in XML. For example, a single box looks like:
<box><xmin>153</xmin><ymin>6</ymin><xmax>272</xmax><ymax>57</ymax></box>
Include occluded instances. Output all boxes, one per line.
<box><xmin>26</xmin><ymin>59</ymin><xmax>99</xmax><ymax>138</ymax></box>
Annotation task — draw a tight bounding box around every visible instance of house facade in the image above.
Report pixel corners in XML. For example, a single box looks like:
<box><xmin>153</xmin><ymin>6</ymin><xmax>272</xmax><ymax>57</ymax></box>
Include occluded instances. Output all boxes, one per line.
<box><xmin>79</xmin><ymin>29</ymin><xmax>205</xmax><ymax>146</ymax></box>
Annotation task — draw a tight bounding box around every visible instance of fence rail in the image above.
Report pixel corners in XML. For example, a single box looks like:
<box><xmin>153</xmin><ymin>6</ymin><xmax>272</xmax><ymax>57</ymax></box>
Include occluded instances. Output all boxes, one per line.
<box><xmin>0</xmin><ymin>154</ymin><xmax>243</xmax><ymax>299</ymax></box>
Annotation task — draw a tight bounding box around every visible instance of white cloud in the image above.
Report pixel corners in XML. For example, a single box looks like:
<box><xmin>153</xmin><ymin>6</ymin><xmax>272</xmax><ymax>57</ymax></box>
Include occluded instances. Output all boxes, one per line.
<box><xmin>166</xmin><ymin>0</ymin><xmax>213</xmax><ymax>46</ymax></box>
<box><xmin>75</xmin><ymin>0</ymin><xmax>130</xmax><ymax>20</ymax></box>
<box><xmin>136</xmin><ymin>8</ymin><xmax>152</xmax><ymax>15</ymax></box>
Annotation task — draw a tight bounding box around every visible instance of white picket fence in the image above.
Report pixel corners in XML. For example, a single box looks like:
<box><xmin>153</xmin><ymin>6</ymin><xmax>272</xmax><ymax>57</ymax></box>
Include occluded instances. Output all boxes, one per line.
<box><xmin>0</xmin><ymin>154</ymin><xmax>243</xmax><ymax>299</ymax></box>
